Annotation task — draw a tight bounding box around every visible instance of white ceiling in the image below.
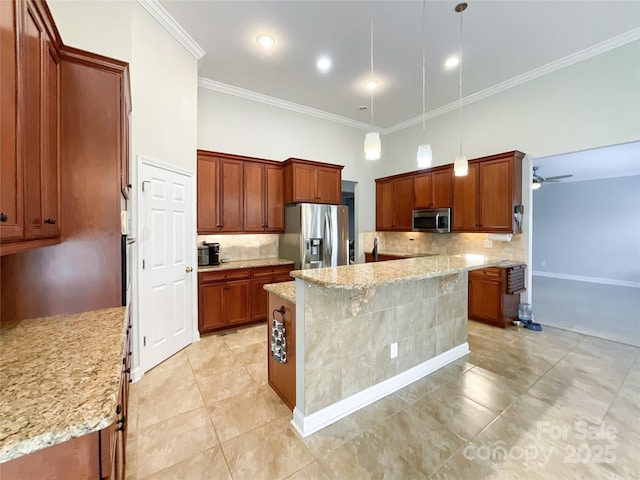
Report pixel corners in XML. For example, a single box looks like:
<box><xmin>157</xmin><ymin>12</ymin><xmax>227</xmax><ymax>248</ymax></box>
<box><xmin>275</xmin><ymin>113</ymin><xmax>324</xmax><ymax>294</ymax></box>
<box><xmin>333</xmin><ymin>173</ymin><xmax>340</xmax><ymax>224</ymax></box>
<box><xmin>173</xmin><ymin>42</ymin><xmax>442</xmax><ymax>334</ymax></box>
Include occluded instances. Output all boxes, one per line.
<box><xmin>534</xmin><ymin>141</ymin><xmax>640</xmax><ymax>184</ymax></box>
<box><xmin>158</xmin><ymin>0</ymin><xmax>640</xmax><ymax>129</ymax></box>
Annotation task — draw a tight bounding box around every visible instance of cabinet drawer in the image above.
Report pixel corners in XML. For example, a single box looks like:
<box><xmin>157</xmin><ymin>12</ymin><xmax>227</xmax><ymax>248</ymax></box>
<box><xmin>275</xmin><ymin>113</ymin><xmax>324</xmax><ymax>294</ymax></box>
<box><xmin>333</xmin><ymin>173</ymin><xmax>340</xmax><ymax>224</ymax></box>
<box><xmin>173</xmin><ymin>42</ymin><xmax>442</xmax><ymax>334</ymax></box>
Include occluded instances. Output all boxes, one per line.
<box><xmin>470</xmin><ymin>267</ymin><xmax>502</xmax><ymax>278</ymax></box>
<box><xmin>199</xmin><ymin>269</ymin><xmax>250</xmax><ymax>283</ymax></box>
<box><xmin>251</xmin><ymin>265</ymin><xmax>292</xmax><ymax>278</ymax></box>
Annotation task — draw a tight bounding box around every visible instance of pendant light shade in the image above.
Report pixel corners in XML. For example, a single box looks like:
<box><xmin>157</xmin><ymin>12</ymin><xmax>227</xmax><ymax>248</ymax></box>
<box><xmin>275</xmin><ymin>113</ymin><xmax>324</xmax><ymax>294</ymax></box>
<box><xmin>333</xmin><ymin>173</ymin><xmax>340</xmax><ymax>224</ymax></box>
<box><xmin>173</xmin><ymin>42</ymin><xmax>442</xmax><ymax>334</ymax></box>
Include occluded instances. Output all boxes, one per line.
<box><xmin>417</xmin><ymin>0</ymin><xmax>432</xmax><ymax>169</ymax></box>
<box><xmin>365</xmin><ymin>132</ymin><xmax>382</xmax><ymax>160</ymax></box>
<box><xmin>454</xmin><ymin>154</ymin><xmax>468</xmax><ymax>176</ymax></box>
<box><xmin>417</xmin><ymin>144</ymin><xmax>432</xmax><ymax>169</ymax></box>
<box><xmin>364</xmin><ymin>19</ymin><xmax>381</xmax><ymax>161</ymax></box>
<box><xmin>453</xmin><ymin>3</ymin><xmax>468</xmax><ymax>176</ymax></box>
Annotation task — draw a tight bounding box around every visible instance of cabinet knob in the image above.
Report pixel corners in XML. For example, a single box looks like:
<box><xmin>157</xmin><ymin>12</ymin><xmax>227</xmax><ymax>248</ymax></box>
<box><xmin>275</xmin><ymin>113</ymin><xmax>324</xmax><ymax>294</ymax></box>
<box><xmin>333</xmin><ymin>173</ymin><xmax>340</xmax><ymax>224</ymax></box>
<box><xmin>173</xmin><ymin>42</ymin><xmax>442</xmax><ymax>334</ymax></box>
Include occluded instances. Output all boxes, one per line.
<box><xmin>116</xmin><ymin>404</ymin><xmax>122</xmax><ymax>415</ymax></box>
<box><xmin>0</xmin><ymin>213</ymin><xmax>7</xmax><ymax>222</ymax></box>
<box><xmin>44</xmin><ymin>218</ymin><xmax>57</xmax><ymax>225</ymax></box>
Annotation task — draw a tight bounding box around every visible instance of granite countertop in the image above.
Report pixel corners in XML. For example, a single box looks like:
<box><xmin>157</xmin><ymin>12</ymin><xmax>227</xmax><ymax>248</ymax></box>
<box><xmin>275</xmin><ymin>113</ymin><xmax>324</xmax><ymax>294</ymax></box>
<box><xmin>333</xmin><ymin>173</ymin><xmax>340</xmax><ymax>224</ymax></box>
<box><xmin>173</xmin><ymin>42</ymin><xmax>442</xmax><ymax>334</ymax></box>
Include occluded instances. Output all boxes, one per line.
<box><xmin>0</xmin><ymin>306</ymin><xmax>128</xmax><ymax>463</ymax></box>
<box><xmin>264</xmin><ymin>281</ymin><xmax>296</xmax><ymax>304</ymax></box>
<box><xmin>290</xmin><ymin>254</ymin><xmax>521</xmax><ymax>289</ymax></box>
<box><xmin>375</xmin><ymin>251</ymin><xmax>440</xmax><ymax>258</ymax></box>
<box><xmin>198</xmin><ymin>258</ymin><xmax>293</xmax><ymax>273</ymax></box>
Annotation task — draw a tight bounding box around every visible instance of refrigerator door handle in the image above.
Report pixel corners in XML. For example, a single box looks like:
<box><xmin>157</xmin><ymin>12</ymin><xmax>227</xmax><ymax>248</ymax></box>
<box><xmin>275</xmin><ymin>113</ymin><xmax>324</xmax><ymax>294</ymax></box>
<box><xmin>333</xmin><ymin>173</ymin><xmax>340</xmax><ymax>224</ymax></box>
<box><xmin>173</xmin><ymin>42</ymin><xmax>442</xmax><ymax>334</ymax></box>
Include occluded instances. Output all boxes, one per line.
<box><xmin>324</xmin><ymin>210</ymin><xmax>332</xmax><ymax>267</ymax></box>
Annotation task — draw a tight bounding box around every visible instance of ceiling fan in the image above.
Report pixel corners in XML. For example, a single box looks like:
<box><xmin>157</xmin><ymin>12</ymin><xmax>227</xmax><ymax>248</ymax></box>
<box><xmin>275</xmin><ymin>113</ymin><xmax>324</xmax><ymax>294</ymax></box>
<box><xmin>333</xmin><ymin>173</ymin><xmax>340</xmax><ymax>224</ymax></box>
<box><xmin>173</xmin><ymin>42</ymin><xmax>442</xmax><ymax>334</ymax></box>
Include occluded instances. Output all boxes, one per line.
<box><xmin>532</xmin><ymin>166</ymin><xmax>573</xmax><ymax>189</ymax></box>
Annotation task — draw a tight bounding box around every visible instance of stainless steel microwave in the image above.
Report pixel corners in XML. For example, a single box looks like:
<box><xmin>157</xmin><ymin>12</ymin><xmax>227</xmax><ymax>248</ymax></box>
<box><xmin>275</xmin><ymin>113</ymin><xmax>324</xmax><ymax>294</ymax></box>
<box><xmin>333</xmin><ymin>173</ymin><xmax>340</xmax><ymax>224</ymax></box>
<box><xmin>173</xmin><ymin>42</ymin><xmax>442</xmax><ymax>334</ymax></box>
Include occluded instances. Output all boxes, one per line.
<box><xmin>412</xmin><ymin>208</ymin><xmax>451</xmax><ymax>233</ymax></box>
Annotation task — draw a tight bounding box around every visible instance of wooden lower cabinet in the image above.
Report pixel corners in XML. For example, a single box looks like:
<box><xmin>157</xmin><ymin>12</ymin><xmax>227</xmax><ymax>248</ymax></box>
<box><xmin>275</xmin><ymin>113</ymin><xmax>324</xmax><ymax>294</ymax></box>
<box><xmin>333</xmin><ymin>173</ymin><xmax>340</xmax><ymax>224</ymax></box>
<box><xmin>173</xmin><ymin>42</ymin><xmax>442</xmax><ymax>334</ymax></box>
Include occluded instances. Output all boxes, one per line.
<box><xmin>267</xmin><ymin>293</ymin><xmax>296</xmax><ymax>410</ymax></box>
<box><xmin>468</xmin><ymin>265</ymin><xmax>525</xmax><ymax>328</ymax></box>
<box><xmin>199</xmin><ymin>265</ymin><xmax>293</xmax><ymax>334</ymax></box>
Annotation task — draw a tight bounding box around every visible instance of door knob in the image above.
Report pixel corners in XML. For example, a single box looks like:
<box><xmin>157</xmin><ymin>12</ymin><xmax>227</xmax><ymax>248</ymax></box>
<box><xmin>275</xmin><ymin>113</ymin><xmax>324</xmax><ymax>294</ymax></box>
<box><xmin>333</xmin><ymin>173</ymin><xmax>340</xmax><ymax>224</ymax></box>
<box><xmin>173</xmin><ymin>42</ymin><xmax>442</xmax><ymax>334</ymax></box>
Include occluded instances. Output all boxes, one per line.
<box><xmin>185</xmin><ymin>266</ymin><xmax>193</xmax><ymax>273</ymax></box>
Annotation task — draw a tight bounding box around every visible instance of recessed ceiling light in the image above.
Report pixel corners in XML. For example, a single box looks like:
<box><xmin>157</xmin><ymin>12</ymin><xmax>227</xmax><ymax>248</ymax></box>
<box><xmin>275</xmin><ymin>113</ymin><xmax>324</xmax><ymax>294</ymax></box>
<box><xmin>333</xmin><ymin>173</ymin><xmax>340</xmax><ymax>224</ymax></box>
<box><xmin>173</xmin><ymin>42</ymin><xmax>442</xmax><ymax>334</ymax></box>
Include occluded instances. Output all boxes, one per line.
<box><xmin>444</xmin><ymin>56</ymin><xmax>459</xmax><ymax>69</ymax></box>
<box><xmin>365</xmin><ymin>80</ymin><xmax>378</xmax><ymax>91</ymax></box>
<box><xmin>256</xmin><ymin>34</ymin><xmax>275</xmax><ymax>49</ymax></box>
<box><xmin>316</xmin><ymin>56</ymin><xmax>331</xmax><ymax>72</ymax></box>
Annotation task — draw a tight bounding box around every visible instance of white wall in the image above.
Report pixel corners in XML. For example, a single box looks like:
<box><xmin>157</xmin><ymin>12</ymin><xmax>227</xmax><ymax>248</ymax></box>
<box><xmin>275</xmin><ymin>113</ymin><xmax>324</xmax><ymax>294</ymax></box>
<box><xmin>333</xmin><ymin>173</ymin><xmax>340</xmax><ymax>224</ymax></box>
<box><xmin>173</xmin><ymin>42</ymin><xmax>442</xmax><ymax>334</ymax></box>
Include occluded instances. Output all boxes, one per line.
<box><xmin>532</xmin><ymin>176</ymin><xmax>640</xmax><ymax>285</ymax></box>
<box><xmin>379</xmin><ymin>40</ymin><xmax>640</xmax><ymax>179</ymax></box>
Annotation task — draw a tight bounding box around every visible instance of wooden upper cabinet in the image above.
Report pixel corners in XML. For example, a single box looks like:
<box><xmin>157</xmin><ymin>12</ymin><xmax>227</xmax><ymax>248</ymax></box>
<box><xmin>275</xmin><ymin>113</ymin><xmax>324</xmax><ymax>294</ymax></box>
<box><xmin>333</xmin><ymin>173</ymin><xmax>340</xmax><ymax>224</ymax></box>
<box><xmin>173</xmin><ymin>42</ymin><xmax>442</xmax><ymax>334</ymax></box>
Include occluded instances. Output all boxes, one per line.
<box><xmin>196</xmin><ymin>153</ymin><xmax>244</xmax><ymax>233</ymax></box>
<box><xmin>283</xmin><ymin>158</ymin><xmax>343</xmax><ymax>205</ymax></box>
<box><xmin>316</xmin><ymin>167</ymin><xmax>341</xmax><ymax>204</ymax></box>
<box><xmin>198</xmin><ymin>151</ymin><xmax>284</xmax><ymax>234</ymax></box>
<box><xmin>197</xmin><ymin>154</ymin><xmax>219</xmax><ymax>233</ymax></box>
<box><xmin>243</xmin><ymin>161</ymin><xmax>284</xmax><ymax>233</ymax></box>
<box><xmin>414</xmin><ymin>166</ymin><xmax>452</xmax><ymax>209</ymax></box>
<box><xmin>375</xmin><ymin>175</ymin><xmax>414</xmax><ymax>231</ymax></box>
<box><xmin>0</xmin><ymin>0</ymin><xmax>22</xmax><ymax>241</ymax></box>
<box><xmin>1</xmin><ymin>0</ymin><xmax>61</xmax><ymax>252</ymax></box>
<box><xmin>452</xmin><ymin>163</ymin><xmax>479</xmax><ymax>231</ymax></box>
<box><xmin>452</xmin><ymin>151</ymin><xmax>523</xmax><ymax>233</ymax></box>
<box><xmin>265</xmin><ymin>165</ymin><xmax>284</xmax><ymax>232</ymax></box>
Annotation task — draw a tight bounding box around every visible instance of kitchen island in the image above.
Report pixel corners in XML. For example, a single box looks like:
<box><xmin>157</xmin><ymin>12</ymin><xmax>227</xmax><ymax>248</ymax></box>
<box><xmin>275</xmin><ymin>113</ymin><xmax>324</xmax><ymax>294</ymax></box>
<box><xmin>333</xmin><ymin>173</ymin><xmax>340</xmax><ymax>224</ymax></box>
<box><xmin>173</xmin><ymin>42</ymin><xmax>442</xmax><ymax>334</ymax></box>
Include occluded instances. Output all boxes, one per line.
<box><xmin>286</xmin><ymin>254</ymin><xmax>515</xmax><ymax>437</ymax></box>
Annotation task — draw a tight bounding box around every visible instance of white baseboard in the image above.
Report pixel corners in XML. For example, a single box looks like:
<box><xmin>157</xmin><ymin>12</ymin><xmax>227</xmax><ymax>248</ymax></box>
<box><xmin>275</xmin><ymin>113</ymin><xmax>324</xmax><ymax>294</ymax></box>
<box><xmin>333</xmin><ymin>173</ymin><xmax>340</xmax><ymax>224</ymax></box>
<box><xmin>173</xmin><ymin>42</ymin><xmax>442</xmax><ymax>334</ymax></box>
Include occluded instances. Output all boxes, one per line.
<box><xmin>532</xmin><ymin>271</ymin><xmax>640</xmax><ymax>289</ymax></box>
<box><xmin>290</xmin><ymin>342</ymin><xmax>470</xmax><ymax>438</ymax></box>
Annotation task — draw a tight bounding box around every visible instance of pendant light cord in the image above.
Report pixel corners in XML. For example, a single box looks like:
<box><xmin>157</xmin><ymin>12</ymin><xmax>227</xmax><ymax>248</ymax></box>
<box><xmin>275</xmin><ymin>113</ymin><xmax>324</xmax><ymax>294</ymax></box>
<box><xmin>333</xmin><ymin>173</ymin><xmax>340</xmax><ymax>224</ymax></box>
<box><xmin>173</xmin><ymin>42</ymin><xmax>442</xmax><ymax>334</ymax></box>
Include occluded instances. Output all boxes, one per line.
<box><xmin>458</xmin><ymin>5</ymin><xmax>464</xmax><ymax>156</ymax></box>
<box><xmin>421</xmin><ymin>0</ymin><xmax>426</xmax><ymax>144</ymax></box>
<box><xmin>370</xmin><ymin>18</ymin><xmax>374</xmax><ymax>130</ymax></box>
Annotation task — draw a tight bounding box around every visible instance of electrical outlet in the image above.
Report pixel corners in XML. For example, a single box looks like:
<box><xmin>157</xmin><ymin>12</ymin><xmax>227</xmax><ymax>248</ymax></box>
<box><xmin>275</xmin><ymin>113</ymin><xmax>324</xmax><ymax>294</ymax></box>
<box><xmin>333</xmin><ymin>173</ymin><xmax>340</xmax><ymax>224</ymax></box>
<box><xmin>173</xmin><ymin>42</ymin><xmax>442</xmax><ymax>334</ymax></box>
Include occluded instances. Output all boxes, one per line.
<box><xmin>390</xmin><ymin>342</ymin><xmax>398</xmax><ymax>359</ymax></box>
<box><xmin>540</xmin><ymin>260</ymin><xmax>546</xmax><ymax>267</ymax></box>
<box><xmin>484</xmin><ymin>240</ymin><xmax>493</xmax><ymax>248</ymax></box>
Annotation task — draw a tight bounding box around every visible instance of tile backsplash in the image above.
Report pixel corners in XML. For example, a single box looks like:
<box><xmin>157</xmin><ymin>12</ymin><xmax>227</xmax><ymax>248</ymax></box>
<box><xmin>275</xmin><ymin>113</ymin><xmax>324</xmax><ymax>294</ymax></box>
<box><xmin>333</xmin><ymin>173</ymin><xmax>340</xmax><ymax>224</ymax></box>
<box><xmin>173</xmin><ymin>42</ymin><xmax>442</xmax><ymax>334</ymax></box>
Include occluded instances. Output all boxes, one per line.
<box><xmin>364</xmin><ymin>231</ymin><xmax>526</xmax><ymax>262</ymax></box>
<box><xmin>197</xmin><ymin>234</ymin><xmax>279</xmax><ymax>261</ymax></box>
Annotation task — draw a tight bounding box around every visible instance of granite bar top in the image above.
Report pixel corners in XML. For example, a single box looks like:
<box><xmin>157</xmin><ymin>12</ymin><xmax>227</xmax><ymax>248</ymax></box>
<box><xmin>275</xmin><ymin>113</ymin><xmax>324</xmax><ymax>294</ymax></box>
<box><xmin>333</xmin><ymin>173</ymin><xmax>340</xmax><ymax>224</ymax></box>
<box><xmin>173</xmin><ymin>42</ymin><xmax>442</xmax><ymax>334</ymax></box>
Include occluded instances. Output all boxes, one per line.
<box><xmin>198</xmin><ymin>258</ymin><xmax>293</xmax><ymax>273</ymax></box>
<box><xmin>376</xmin><ymin>251</ymin><xmax>440</xmax><ymax>258</ymax></box>
<box><xmin>0</xmin><ymin>306</ymin><xmax>128</xmax><ymax>463</ymax></box>
<box><xmin>290</xmin><ymin>254</ymin><xmax>519</xmax><ymax>289</ymax></box>
<box><xmin>264</xmin><ymin>281</ymin><xmax>296</xmax><ymax>304</ymax></box>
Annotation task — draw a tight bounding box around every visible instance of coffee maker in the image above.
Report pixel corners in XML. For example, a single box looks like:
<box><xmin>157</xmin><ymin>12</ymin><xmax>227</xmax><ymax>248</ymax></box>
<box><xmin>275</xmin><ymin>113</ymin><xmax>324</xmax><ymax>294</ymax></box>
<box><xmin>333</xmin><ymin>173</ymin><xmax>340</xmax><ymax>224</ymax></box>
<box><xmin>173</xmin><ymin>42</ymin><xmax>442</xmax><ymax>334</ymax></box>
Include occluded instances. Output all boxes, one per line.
<box><xmin>203</xmin><ymin>242</ymin><xmax>220</xmax><ymax>265</ymax></box>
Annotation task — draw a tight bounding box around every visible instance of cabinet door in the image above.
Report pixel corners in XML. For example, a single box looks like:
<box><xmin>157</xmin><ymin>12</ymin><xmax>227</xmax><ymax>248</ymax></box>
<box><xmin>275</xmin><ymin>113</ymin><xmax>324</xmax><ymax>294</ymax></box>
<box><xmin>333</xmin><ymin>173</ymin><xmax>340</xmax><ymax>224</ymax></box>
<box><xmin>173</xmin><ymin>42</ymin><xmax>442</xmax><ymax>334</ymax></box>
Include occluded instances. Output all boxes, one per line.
<box><xmin>393</xmin><ymin>176</ymin><xmax>414</xmax><ymax>231</ymax></box>
<box><xmin>468</xmin><ymin>272</ymin><xmax>503</xmax><ymax>325</ymax></box>
<box><xmin>479</xmin><ymin>157</ymin><xmax>513</xmax><ymax>231</ymax></box>
<box><xmin>23</xmin><ymin>3</ymin><xmax>45</xmax><ymax>239</ymax></box>
<box><xmin>197</xmin><ymin>156</ymin><xmax>219</xmax><ymax>233</ymax></box>
<box><xmin>225</xmin><ymin>279</ymin><xmax>251</xmax><ymax>326</ymax></box>
<box><xmin>414</xmin><ymin>173</ymin><xmax>432</xmax><ymax>208</ymax></box>
<box><xmin>316</xmin><ymin>167</ymin><xmax>341</xmax><ymax>204</ymax></box>
<box><xmin>452</xmin><ymin>163</ymin><xmax>479</xmax><ymax>231</ymax></box>
<box><xmin>291</xmin><ymin>163</ymin><xmax>317</xmax><ymax>202</ymax></box>
<box><xmin>42</xmin><ymin>41</ymin><xmax>59</xmax><ymax>237</ymax></box>
<box><xmin>199</xmin><ymin>282</ymin><xmax>226</xmax><ymax>332</ymax></box>
<box><xmin>0</xmin><ymin>0</ymin><xmax>22</xmax><ymax>241</ymax></box>
<box><xmin>432</xmin><ymin>167</ymin><xmax>453</xmax><ymax>208</ymax></box>
<box><xmin>243</xmin><ymin>162</ymin><xmax>265</xmax><ymax>232</ymax></box>
<box><xmin>250</xmin><ymin>276</ymin><xmax>272</xmax><ymax>322</ymax></box>
<box><xmin>375</xmin><ymin>179</ymin><xmax>394</xmax><ymax>230</ymax></box>
<box><xmin>265</xmin><ymin>165</ymin><xmax>284</xmax><ymax>232</ymax></box>
<box><xmin>219</xmin><ymin>159</ymin><xmax>243</xmax><ymax>232</ymax></box>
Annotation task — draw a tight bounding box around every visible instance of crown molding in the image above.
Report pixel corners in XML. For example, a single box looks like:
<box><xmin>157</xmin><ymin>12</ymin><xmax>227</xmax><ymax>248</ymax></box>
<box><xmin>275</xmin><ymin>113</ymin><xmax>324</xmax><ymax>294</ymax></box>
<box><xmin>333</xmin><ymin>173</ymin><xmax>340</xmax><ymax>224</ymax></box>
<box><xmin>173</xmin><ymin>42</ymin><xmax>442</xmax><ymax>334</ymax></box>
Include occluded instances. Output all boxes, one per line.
<box><xmin>384</xmin><ymin>27</ymin><xmax>640</xmax><ymax>135</ymax></box>
<box><xmin>198</xmin><ymin>77</ymin><xmax>376</xmax><ymax>131</ymax></box>
<box><xmin>137</xmin><ymin>0</ymin><xmax>205</xmax><ymax>60</ymax></box>
<box><xmin>199</xmin><ymin>27</ymin><xmax>638</xmax><ymax>134</ymax></box>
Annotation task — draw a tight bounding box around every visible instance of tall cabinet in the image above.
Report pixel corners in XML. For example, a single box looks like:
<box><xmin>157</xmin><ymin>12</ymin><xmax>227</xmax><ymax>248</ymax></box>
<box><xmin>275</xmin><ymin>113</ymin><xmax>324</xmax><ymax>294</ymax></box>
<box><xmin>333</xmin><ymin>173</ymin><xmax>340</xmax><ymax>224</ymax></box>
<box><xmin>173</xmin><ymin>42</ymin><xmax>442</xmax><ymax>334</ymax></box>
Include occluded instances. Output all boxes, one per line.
<box><xmin>1</xmin><ymin>0</ymin><xmax>60</xmax><ymax>253</ymax></box>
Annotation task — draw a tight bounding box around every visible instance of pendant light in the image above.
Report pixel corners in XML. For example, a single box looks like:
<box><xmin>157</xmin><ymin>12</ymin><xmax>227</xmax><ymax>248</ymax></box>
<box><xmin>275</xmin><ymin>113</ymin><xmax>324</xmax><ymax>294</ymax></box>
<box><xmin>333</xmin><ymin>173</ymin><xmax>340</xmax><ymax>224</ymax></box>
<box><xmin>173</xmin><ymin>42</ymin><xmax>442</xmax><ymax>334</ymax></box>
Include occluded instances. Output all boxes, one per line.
<box><xmin>364</xmin><ymin>18</ymin><xmax>381</xmax><ymax>161</ymax></box>
<box><xmin>453</xmin><ymin>3</ymin><xmax>468</xmax><ymax>177</ymax></box>
<box><xmin>416</xmin><ymin>0</ymin><xmax>432</xmax><ymax>169</ymax></box>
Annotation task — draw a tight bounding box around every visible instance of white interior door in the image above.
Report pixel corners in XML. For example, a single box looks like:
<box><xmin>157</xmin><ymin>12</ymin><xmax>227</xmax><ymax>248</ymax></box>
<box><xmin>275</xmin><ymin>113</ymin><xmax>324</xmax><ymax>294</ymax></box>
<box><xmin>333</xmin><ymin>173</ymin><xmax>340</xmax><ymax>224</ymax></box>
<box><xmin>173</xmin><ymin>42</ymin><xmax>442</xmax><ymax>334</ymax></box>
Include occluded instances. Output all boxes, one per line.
<box><xmin>140</xmin><ymin>161</ymin><xmax>195</xmax><ymax>372</ymax></box>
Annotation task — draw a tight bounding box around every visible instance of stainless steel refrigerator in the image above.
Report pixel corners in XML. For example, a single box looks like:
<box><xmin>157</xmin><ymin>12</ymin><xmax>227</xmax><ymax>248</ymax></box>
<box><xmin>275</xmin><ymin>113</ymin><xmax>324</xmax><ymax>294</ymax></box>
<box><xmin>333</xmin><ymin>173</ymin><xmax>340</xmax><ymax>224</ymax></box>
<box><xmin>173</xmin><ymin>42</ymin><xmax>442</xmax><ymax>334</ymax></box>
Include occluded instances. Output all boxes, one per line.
<box><xmin>279</xmin><ymin>203</ymin><xmax>349</xmax><ymax>269</ymax></box>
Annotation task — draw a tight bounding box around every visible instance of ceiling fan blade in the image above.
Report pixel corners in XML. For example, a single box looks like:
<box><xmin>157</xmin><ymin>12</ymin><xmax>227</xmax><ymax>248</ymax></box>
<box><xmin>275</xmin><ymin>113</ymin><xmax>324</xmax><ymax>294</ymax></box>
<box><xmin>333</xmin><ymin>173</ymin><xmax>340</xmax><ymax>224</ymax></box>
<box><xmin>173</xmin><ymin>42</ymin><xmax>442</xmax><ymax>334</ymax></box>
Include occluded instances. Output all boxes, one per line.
<box><xmin>544</xmin><ymin>174</ymin><xmax>573</xmax><ymax>182</ymax></box>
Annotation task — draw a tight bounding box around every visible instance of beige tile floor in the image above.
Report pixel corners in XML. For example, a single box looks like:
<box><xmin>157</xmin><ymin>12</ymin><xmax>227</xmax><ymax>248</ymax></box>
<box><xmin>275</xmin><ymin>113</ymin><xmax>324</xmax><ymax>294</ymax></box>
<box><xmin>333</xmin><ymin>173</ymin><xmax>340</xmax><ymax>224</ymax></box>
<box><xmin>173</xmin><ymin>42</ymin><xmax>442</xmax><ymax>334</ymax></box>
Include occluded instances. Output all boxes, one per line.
<box><xmin>126</xmin><ymin>321</ymin><xmax>640</xmax><ymax>479</ymax></box>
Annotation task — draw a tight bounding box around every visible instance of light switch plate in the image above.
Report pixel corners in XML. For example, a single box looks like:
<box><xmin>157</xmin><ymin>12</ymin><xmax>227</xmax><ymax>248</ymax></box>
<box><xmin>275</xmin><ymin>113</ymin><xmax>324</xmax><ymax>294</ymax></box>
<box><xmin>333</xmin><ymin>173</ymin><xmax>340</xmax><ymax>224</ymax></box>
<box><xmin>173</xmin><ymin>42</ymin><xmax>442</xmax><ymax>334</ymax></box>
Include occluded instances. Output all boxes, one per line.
<box><xmin>390</xmin><ymin>342</ymin><xmax>398</xmax><ymax>359</ymax></box>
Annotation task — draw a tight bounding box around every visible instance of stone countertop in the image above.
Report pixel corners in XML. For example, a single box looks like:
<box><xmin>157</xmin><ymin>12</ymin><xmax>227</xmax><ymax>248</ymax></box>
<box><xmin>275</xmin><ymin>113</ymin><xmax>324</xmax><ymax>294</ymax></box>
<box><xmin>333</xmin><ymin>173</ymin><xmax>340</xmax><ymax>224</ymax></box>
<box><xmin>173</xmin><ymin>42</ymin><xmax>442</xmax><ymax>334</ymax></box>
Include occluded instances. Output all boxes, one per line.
<box><xmin>0</xmin><ymin>306</ymin><xmax>128</xmax><ymax>463</ymax></box>
<box><xmin>264</xmin><ymin>281</ymin><xmax>296</xmax><ymax>304</ymax></box>
<box><xmin>375</xmin><ymin>251</ymin><xmax>440</xmax><ymax>258</ymax></box>
<box><xmin>290</xmin><ymin>254</ymin><xmax>520</xmax><ymax>289</ymax></box>
<box><xmin>198</xmin><ymin>258</ymin><xmax>293</xmax><ymax>273</ymax></box>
